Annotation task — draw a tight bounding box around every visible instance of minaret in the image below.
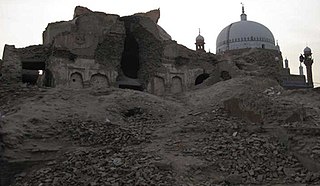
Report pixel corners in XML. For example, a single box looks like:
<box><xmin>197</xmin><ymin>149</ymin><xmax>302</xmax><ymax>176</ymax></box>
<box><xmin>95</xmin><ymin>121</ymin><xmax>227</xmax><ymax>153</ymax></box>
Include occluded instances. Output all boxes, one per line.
<box><xmin>299</xmin><ymin>46</ymin><xmax>314</xmax><ymax>87</ymax></box>
<box><xmin>299</xmin><ymin>63</ymin><xmax>304</xmax><ymax>75</ymax></box>
<box><xmin>284</xmin><ymin>58</ymin><xmax>289</xmax><ymax>69</ymax></box>
<box><xmin>195</xmin><ymin>28</ymin><xmax>205</xmax><ymax>52</ymax></box>
<box><xmin>276</xmin><ymin>40</ymin><xmax>281</xmax><ymax>52</ymax></box>
<box><xmin>240</xmin><ymin>3</ymin><xmax>247</xmax><ymax>21</ymax></box>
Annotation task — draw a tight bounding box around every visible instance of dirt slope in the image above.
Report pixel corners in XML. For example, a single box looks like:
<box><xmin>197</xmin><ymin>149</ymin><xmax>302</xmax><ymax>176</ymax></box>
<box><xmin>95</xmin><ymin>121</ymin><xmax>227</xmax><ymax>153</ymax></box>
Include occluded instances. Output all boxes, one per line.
<box><xmin>1</xmin><ymin>77</ymin><xmax>320</xmax><ymax>186</ymax></box>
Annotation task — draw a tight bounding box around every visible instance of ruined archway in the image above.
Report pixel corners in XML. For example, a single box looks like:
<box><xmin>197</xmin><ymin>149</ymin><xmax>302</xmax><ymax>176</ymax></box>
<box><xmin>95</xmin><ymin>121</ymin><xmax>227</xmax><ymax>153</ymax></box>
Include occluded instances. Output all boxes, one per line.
<box><xmin>221</xmin><ymin>71</ymin><xmax>231</xmax><ymax>81</ymax></box>
<box><xmin>90</xmin><ymin>74</ymin><xmax>109</xmax><ymax>88</ymax></box>
<box><xmin>21</xmin><ymin>61</ymin><xmax>45</xmax><ymax>85</ymax></box>
<box><xmin>171</xmin><ymin>76</ymin><xmax>183</xmax><ymax>94</ymax></box>
<box><xmin>70</xmin><ymin>72</ymin><xmax>84</xmax><ymax>89</ymax></box>
<box><xmin>121</xmin><ymin>34</ymin><xmax>139</xmax><ymax>79</ymax></box>
<box><xmin>195</xmin><ymin>73</ymin><xmax>210</xmax><ymax>85</ymax></box>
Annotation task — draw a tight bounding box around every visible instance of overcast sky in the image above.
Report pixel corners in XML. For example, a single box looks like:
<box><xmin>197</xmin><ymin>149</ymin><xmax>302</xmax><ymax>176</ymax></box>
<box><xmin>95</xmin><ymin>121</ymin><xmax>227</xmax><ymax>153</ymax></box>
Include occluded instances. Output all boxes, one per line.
<box><xmin>1</xmin><ymin>0</ymin><xmax>320</xmax><ymax>86</ymax></box>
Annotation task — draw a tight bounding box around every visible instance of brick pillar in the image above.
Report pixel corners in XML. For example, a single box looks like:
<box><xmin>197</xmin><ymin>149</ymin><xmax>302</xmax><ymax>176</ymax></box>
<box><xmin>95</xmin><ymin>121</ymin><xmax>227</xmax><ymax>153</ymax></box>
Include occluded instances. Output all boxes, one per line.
<box><xmin>1</xmin><ymin>45</ymin><xmax>22</xmax><ymax>83</ymax></box>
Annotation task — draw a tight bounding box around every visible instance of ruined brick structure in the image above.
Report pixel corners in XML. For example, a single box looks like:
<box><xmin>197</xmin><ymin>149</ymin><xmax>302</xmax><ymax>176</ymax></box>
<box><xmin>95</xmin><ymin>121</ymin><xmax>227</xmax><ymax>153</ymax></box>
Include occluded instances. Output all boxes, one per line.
<box><xmin>1</xmin><ymin>6</ymin><xmax>300</xmax><ymax>94</ymax></box>
<box><xmin>0</xmin><ymin>7</ymin><xmax>222</xmax><ymax>95</ymax></box>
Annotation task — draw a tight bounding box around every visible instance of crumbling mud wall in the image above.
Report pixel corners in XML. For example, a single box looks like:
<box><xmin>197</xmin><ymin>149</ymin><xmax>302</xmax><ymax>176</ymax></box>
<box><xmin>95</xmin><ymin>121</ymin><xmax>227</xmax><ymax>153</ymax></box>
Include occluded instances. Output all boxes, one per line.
<box><xmin>46</xmin><ymin>56</ymin><xmax>118</xmax><ymax>88</ymax></box>
<box><xmin>1</xmin><ymin>45</ymin><xmax>22</xmax><ymax>83</ymax></box>
<box><xmin>119</xmin><ymin>16</ymin><xmax>164</xmax><ymax>88</ymax></box>
<box><xmin>42</xmin><ymin>6</ymin><xmax>126</xmax><ymax>88</ymax></box>
<box><xmin>1</xmin><ymin>6</ymin><xmax>218</xmax><ymax>94</ymax></box>
<box><xmin>217</xmin><ymin>48</ymin><xmax>283</xmax><ymax>79</ymax></box>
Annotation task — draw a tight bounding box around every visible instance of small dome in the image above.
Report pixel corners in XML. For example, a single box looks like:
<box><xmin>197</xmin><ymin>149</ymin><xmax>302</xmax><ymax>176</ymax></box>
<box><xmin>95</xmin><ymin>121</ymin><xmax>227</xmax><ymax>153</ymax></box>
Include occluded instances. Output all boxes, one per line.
<box><xmin>304</xmin><ymin>46</ymin><xmax>311</xmax><ymax>53</ymax></box>
<box><xmin>196</xmin><ymin>34</ymin><xmax>204</xmax><ymax>42</ymax></box>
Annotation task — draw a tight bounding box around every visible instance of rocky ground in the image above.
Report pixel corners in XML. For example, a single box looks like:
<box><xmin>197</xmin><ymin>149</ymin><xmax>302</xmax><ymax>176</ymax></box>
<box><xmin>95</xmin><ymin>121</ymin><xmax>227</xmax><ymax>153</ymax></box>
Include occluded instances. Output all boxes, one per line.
<box><xmin>1</xmin><ymin>76</ymin><xmax>320</xmax><ymax>186</ymax></box>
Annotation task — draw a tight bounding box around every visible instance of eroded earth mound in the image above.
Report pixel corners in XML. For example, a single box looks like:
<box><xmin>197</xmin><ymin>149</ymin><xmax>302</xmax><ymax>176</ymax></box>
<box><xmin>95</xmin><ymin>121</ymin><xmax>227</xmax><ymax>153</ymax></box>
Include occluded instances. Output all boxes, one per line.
<box><xmin>1</xmin><ymin>76</ymin><xmax>320</xmax><ymax>186</ymax></box>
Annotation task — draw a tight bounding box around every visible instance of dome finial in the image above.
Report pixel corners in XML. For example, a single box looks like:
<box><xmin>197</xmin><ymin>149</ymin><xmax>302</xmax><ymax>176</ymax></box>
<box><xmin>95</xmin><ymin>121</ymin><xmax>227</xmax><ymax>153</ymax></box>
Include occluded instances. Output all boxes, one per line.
<box><xmin>199</xmin><ymin>28</ymin><xmax>201</xmax><ymax>35</ymax></box>
<box><xmin>241</xmin><ymin>2</ymin><xmax>245</xmax><ymax>14</ymax></box>
<box><xmin>240</xmin><ymin>2</ymin><xmax>247</xmax><ymax>21</ymax></box>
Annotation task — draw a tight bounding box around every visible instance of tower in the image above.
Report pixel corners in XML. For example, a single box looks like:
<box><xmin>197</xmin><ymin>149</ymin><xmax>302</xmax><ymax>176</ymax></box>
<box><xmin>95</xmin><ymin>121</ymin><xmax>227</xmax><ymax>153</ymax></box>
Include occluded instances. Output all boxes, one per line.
<box><xmin>284</xmin><ymin>58</ymin><xmax>289</xmax><ymax>69</ymax></box>
<box><xmin>299</xmin><ymin>62</ymin><xmax>304</xmax><ymax>75</ymax></box>
<box><xmin>299</xmin><ymin>46</ymin><xmax>314</xmax><ymax>87</ymax></box>
<box><xmin>195</xmin><ymin>29</ymin><xmax>205</xmax><ymax>52</ymax></box>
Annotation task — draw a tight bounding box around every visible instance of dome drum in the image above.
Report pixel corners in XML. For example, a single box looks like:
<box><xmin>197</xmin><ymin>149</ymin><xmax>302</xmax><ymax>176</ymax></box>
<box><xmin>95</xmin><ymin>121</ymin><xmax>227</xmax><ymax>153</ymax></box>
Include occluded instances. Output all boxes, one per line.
<box><xmin>217</xmin><ymin>39</ymin><xmax>276</xmax><ymax>53</ymax></box>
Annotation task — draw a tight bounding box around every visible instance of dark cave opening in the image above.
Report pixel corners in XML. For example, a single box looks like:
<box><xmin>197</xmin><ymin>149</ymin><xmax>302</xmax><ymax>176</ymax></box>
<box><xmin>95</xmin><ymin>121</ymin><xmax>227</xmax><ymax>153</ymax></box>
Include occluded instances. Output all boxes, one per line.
<box><xmin>121</xmin><ymin>34</ymin><xmax>140</xmax><ymax>79</ymax></box>
<box><xmin>21</xmin><ymin>61</ymin><xmax>45</xmax><ymax>85</ymax></box>
<box><xmin>195</xmin><ymin>73</ymin><xmax>210</xmax><ymax>85</ymax></box>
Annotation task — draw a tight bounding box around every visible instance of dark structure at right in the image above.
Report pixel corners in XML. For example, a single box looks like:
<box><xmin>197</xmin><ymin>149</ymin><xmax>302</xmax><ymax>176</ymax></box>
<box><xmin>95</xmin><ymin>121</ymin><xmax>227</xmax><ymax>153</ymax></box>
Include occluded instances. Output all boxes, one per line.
<box><xmin>300</xmin><ymin>47</ymin><xmax>314</xmax><ymax>87</ymax></box>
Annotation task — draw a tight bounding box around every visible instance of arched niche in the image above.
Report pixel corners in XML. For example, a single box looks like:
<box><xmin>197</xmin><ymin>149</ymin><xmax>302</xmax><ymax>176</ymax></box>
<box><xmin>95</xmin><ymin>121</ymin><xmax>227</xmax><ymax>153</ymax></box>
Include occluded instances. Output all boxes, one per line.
<box><xmin>171</xmin><ymin>76</ymin><xmax>183</xmax><ymax>94</ymax></box>
<box><xmin>70</xmin><ymin>72</ymin><xmax>84</xmax><ymax>89</ymax></box>
<box><xmin>152</xmin><ymin>76</ymin><xmax>165</xmax><ymax>96</ymax></box>
<box><xmin>90</xmin><ymin>74</ymin><xmax>110</xmax><ymax>88</ymax></box>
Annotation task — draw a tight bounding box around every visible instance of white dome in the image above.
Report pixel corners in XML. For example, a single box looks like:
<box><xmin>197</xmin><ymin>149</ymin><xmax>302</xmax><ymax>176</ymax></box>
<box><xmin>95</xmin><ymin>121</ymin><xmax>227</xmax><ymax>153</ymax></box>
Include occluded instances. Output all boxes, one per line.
<box><xmin>196</xmin><ymin>34</ymin><xmax>204</xmax><ymax>42</ymax></box>
<box><xmin>216</xmin><ymin>13</ymin><xmax>277</xmax><ymax>53</ymax></box>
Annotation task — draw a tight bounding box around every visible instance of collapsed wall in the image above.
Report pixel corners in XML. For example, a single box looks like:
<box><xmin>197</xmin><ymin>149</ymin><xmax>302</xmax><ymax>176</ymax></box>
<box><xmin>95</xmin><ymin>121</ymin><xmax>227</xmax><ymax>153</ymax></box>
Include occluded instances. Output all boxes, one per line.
<box><xmin>0</xmin><ymin>6</ymin><xmax>218</xmax><ymax>95</ymax></box>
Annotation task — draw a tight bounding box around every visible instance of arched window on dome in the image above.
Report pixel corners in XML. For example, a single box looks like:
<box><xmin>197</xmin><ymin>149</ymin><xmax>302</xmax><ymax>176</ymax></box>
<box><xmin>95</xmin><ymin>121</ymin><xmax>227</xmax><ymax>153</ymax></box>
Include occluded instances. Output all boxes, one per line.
<box><xmin>251</xmin><ymin>36</ymin><xmax>253</xmax><ymax>41</ymax></box>
<box><xmin>248</xmin><ymin>37</ymin><xmax>250</xmax><ymax>41</ymax></box>
<box><xmin>241</xmin><ymin>38</ymin><xmax>243</xmax><ymax>41</ymax></box>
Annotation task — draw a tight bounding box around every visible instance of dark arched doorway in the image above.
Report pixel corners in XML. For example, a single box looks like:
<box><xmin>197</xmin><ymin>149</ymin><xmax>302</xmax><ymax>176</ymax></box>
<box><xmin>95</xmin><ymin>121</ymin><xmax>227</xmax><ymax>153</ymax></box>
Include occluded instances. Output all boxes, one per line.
<box><xmin>21</xmin><ymin>61</ymin><xmax>45</xmax><ymax>85</ymax></box>
<box><xmin>121</xmin><ymin>34</ymin><xmax>139</xmax><ymax>78</ymax></box>
<box><xmin>195</xmin><ymin>73</ymin><xmax>210</xmax><ymax>85</ymax></box>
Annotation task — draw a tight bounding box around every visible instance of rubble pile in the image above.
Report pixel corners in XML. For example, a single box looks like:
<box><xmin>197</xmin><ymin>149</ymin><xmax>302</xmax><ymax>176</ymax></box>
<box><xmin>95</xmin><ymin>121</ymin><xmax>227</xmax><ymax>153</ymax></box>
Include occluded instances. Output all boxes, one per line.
<box><xmin>163</xmin><ymin>108</ymin><xmax>320</xmax><ymax>185</ymax></box>
<box><xmin>0</xmin><ymin>85</ymin><xmax>38</xmax><ymax>115</ymax></box>
<box><xmin>59</xmin><ymin>119</ymin><xmax>150</xmax><ymax>147</ymax></box>
<box><xmin>13</xmin><ymin>147</ymin><xmax>175</xmax><ymax>186</ymax></box>
<box><xmin>1</xmin><ymin>78</ymin><xmax>320</xmax><ymax>185</ymax></box>
<box><xmin>11</xmin><ymin>106</ymin><xmax>176</xmax><ymax>185</ymax></box>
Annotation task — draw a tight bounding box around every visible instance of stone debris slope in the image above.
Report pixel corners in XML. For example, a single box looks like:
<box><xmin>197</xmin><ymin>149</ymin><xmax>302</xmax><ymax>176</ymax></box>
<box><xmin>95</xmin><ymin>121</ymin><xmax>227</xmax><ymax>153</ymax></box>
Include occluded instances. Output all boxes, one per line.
<box><xmin>1</xmin><ymin>77</ymin><xmax>320</xmax><ymax>186</ymax></box>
